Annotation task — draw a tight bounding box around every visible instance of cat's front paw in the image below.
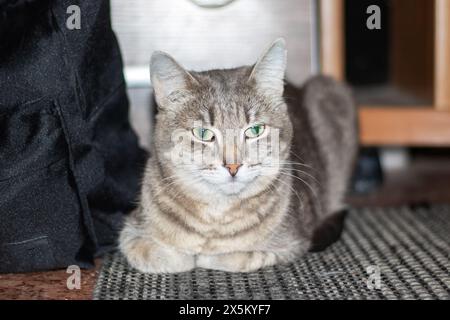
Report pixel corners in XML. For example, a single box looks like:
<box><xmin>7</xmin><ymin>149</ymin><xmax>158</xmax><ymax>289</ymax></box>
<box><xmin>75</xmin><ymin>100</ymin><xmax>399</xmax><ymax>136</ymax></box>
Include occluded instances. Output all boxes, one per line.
<box><xmin>196</xmin><ymin>251</ymin><xmax>278</xmax><ymax>272</ymax></box>
<box><xmin>121</xmin><ymin>237</ymin><xmax>195</xmax><ymax>274</ymax></box>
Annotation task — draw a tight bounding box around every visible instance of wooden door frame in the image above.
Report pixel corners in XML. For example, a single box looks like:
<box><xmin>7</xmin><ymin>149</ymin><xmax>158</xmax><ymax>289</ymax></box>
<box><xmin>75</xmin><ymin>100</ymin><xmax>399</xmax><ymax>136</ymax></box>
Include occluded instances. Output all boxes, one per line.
<box><xmin>319</xmin><ymin>0</ymin><xmax>450</xmax><ymax>146</ymax></box>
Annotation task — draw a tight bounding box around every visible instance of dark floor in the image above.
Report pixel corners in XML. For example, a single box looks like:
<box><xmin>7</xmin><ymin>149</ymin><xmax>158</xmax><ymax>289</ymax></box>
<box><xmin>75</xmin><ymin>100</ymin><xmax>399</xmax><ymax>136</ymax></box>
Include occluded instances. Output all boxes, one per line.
<box><xmin>1</xmin><ymin>153</ymin><xmax>449</xmax><ymax>300</ymax></box>
<box><xmin>0</xmin><ymin>261</ymin><xmax>101</xmax><ymax>300</ymax></box>
<box><xmin>348</xmin><ymin>153</ymin><xmax>450</xmax><ymax>207</ymax></box>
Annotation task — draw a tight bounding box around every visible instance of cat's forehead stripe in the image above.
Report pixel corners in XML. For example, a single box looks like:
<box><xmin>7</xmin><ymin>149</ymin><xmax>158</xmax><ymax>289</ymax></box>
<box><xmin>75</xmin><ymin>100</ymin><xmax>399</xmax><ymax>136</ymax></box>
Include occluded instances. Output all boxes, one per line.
<box><xmin>201</xmin><ymin>104</ymin><xmax>252</xmax><ymax>128</ymax></box>
<box><xmin>208</xmin><ymin>107</ymin><xmax>215</xmax><ymax>126</ymax></box>
<box><xmin>244</xmin><ymin>107</ymin><xmax>251</xmax><ymax>124</ymax></box>
<box><xmin>200</xmin><ymin>110</ymin><xmax>210</xmax><ymax>126</ymax></box>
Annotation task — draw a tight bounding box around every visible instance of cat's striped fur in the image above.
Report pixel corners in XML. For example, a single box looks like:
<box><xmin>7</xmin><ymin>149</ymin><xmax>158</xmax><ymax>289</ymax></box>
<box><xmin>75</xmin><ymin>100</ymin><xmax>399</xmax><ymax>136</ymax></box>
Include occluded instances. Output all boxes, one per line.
<box><xmin>120</xmin><ymin>39</ymin><xmax>358</xmax><ymax>273</ymax></box>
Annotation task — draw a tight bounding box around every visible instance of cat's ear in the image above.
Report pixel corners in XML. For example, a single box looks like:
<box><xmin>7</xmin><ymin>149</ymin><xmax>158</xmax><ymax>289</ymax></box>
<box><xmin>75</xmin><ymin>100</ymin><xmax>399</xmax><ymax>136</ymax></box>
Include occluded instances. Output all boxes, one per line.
<box><xmin>150</xmin><ymin>51</ymin><xmax>198</xmax><ymax>109</ymax></box>
<box><xmin>249</xmin><ymin>38</ymin><xmax>287</xmax><ymax>96</ymax></box>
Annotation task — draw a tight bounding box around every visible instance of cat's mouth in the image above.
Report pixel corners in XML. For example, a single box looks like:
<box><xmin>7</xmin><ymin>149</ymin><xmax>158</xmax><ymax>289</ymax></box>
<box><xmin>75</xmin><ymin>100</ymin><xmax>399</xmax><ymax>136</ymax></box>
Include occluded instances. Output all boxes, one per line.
<box><xmin>220</xmin><ymin>180</ymin><xmax>247</xmax><ymax>195</ymax></box>
<box><xmin>218</xmin><ymin>176</ymin><xmax>261</xmax><ymax>195</ymax></box>
<box><xmin>191</xmin><ymin>163</ymin><xmax>268</xmax><ymax>196</ymax></box>
<box><xmin>196</xmin><ymin>173</ymin><xmax>248</xmax><ymax>194</ymax></box>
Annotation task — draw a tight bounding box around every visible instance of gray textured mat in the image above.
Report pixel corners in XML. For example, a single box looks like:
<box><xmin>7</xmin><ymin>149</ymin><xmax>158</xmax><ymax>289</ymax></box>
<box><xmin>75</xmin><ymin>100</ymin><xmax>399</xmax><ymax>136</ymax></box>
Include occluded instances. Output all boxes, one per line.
<box><xmin>94</xmin><ymin>206</ymin><xmax>450</xmax><ymax>300</ymax></box>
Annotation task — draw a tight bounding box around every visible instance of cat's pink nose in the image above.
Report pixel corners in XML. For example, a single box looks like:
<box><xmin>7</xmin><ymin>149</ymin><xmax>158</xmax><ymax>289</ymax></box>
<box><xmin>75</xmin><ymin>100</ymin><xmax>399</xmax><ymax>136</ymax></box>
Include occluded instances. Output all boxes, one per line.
<box><xmin>224</xmin><ymin>163</ymin><xmax>242</xmax><ymax>177</ymax></box>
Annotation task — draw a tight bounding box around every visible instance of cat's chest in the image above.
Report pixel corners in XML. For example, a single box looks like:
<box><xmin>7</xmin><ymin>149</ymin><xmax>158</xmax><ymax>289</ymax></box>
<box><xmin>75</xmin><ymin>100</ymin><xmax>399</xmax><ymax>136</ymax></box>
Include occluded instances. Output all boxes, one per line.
<box><xmin>192</xmin><ymin>201</ymin><xmax>258</xmax><ymax>236</ymax></box>
<box><xmin>194</xmin><ymin>208</ymin><xmax>285</xmax><ymax>254</ymax></box>
<box><xmin>182</xmin><ymin>202</ymin><xmax>286</xmax><ymax>254</ymax></box>
<box><xmin>149</xmin><ymin>190</ymin><xmax>289</xmax><ymax>254</ymax></box>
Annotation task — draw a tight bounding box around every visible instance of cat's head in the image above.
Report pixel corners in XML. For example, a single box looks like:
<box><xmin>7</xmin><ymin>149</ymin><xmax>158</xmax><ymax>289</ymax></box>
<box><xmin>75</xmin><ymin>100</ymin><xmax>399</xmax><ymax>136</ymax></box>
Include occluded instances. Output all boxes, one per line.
<box><xmin>150</xmin><ymin>39</ymin><xmax>293</xmax><ymax>198</ymax></box>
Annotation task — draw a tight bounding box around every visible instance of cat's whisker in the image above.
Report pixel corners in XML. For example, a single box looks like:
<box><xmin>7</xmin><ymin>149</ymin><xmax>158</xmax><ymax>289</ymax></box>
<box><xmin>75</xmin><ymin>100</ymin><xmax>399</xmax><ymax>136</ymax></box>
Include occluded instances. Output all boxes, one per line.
<box><xmin>278</xmin><ymin>167</ymin><xmax>321</xmax><ymax>186</ymax></box>
<box><xmin>265</xmin><ymin>163</ymin><xmax>318</xmax><ymax>178</ymax></box>
<box><xmin>289</xmin><ymin>149</ymin><xmax>306</xmax><ymax>163</ymax></box>
<box><xmin>277</xmin><ymin>171</ymin><xmax>319</xmax><ymax>201</ymax></box>
<box><xmin>159</xmin><ymin>175</ymin><xmax>180</xmax><ymax>183</ymax></box>
<box><xmin>278</xmin><ymin>160</ymin><xmax>317</xmax><ymax>171</ymax></box>
<box><xmin>156</xmin><ymin>174</ymin><xmax>205</xmax><ymax>200</ymax></box>
<box><xmin>153</xmin><ymin>179</ymin><xmax>180</xmax><ymax>198</ymax></box>
<box><xmin>165</xmin><ymin>178</ymin><xmax>200</xmax><ymax>201</ymax></box>
<box><xmin>277</xmin><ymin>164</ymin><xmax>320</xmax><ymax>175</ymax></box>
<box><xmin>271</xmin><ymin>176</ymin><xmax>304</xmax><ymax>207</ymax></box>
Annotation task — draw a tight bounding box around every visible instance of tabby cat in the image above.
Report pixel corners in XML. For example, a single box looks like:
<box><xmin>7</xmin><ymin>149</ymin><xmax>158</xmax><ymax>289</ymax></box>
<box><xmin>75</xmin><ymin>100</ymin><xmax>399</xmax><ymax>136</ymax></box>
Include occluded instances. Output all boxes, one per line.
<box><xmin>119</xmin><ymin>39</ymin><xmax>358</xmax><ymax>273</ymax></box>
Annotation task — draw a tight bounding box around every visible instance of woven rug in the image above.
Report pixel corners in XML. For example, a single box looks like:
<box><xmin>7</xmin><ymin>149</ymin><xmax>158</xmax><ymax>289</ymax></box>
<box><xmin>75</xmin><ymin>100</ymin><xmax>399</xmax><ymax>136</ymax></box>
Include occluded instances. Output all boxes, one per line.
<box><xmin>94</xmin><ymin>205</ymin><xmax>450</xmax><ymax>300</ymax></box>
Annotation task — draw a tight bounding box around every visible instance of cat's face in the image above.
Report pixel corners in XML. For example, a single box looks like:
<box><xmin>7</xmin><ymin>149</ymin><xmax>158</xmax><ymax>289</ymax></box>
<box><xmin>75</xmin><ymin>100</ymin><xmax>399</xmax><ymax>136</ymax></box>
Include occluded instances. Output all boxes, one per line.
<box><xmin>151</xmin><ymin>39</ymin><xmax>293</xmax><ymax>198</ymax></box>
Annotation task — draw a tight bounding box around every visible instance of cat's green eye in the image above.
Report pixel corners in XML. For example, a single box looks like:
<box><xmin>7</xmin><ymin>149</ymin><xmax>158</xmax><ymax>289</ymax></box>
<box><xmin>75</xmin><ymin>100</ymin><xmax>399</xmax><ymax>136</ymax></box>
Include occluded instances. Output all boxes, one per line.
<box><xmin>245</xmin><ymin>124</ymin><xmax>265</xmax><ymax>138</ymax></box>
<box><xmin>192</xmin><ymin>127</ymin><xmax>215</xmax><ymax>142</ymax></box>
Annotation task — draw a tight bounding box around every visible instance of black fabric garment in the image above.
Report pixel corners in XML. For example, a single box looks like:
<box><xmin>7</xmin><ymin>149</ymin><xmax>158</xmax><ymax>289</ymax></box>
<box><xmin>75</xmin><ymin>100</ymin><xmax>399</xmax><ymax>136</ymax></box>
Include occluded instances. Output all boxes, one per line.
<box><xmin>0</xmin><ymin>0</ymin><xmax>147</xmax><ymax>273</ymax></box>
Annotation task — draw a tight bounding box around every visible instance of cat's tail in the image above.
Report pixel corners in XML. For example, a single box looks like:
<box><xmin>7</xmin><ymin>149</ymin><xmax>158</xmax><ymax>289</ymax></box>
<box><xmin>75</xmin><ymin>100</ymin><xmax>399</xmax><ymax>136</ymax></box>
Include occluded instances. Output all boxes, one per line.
<box><xmin>300</xmin><ymin>75</ymin><xmax>359</xmax><ymax>213</ymax></box>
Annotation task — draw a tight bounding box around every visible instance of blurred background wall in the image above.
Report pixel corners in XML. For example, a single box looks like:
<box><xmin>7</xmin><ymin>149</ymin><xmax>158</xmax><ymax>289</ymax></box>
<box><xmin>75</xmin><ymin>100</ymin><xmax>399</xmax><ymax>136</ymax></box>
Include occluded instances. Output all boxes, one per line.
<box><xmin>111</xmin><ymin>0</ymin><xmax>316</xmax><ymax>86</ymax></box>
